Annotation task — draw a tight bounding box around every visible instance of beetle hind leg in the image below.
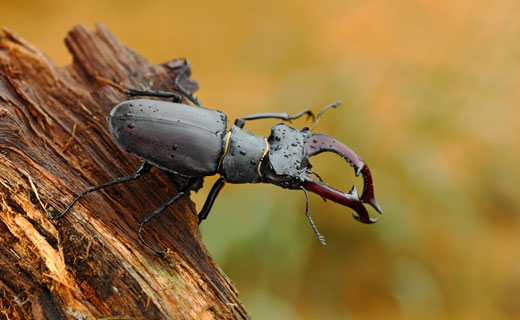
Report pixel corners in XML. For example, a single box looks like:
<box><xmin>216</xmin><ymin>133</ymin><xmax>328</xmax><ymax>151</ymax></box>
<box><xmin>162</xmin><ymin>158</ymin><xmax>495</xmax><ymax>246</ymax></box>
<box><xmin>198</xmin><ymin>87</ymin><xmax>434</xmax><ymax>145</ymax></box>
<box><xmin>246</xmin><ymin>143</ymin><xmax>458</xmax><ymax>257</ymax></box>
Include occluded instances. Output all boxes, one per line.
<box><xmin>138</xmin><ymin>178</ymin><xmax>197</xmax><ymax>255</ymax></box>
<box><xmin>53</xmin><ymin>162</ymin><xmax>152</xmax><ymax>220</ymax></box>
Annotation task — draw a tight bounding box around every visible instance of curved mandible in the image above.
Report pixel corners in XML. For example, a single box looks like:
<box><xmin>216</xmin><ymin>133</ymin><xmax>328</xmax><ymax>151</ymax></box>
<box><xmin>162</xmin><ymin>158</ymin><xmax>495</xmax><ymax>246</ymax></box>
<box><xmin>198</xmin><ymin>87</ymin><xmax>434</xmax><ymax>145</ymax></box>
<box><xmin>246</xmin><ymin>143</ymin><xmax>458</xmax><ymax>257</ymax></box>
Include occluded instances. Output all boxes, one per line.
<box><xmin>302</xmin><ymin>179</ymin><xmax>378</xmax><ymax>223</ymax></box>
<box><xmin>306</xmin><ymin>133</ymin><xmax>382</xmax><ymax>215</ymax></box>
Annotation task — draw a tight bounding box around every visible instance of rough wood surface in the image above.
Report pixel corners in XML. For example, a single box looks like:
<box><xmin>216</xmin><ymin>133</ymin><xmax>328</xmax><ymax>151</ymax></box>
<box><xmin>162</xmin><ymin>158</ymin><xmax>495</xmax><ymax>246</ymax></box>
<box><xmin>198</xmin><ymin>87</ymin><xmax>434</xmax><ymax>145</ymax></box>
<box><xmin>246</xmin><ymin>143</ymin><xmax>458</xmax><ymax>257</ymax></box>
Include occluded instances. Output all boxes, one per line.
<box><xmin>0</xmin><ymin>23</ymin><xmax>248</xmax><ymax>320</ymax></box>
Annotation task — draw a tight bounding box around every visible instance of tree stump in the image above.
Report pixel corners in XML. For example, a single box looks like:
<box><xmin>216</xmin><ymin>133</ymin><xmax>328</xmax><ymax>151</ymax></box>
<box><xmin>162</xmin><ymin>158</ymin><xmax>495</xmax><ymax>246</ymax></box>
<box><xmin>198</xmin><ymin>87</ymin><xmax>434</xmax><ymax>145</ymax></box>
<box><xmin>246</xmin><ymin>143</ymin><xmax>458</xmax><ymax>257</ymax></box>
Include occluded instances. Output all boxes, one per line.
<box><xmin>0</xmin><ymin>23</ymin><xmax>248</xmax><ymax>320</ymax></box>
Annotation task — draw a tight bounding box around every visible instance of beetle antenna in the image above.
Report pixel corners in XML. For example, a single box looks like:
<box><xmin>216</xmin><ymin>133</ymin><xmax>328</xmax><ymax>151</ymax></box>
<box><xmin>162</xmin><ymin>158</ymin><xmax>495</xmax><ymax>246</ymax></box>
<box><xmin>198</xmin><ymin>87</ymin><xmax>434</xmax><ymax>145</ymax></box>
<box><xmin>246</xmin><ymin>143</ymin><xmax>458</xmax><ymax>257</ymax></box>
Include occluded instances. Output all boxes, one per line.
<box><xmin>301</xmin><ymin>186</ymin><xmax>326</xmax><ymax>245</ymax></box>
<box><xmin>310</xmin><ymin>101</ymin><xmax>341</xmax><ymax>131</ymax></box>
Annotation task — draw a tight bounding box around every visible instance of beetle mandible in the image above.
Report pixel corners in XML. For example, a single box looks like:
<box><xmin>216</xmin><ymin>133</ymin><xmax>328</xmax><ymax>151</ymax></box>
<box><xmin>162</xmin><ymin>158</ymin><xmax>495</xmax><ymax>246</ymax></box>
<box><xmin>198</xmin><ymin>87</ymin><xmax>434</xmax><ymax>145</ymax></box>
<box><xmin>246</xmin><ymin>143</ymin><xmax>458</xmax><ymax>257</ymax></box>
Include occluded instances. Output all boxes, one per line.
<box><xmin>54</xmin><ymin>59</ymin><xmax>382</xmax><ymax>254</ymax></box>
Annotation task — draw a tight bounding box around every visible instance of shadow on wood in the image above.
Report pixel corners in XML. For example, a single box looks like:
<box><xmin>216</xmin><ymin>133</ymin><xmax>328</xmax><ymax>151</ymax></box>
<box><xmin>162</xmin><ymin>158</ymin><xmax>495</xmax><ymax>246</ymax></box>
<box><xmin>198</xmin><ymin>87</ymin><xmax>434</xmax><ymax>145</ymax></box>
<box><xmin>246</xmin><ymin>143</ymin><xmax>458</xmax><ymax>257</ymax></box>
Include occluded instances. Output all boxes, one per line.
<box><xmin>0</xmin><ymin>23</ymin><xmax>248</xmax><ymax>319</ymax></box>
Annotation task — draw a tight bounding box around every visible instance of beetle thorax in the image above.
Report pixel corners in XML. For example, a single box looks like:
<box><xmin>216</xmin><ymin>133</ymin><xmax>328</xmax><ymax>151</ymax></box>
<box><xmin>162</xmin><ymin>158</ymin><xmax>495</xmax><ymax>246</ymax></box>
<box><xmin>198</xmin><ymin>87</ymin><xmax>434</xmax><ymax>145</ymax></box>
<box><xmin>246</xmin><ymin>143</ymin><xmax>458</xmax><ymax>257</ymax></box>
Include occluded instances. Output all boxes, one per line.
<box><xmin>219</xmin><ymin>125</ymin><xmax>267</xmax><ymax>183</ymax></box>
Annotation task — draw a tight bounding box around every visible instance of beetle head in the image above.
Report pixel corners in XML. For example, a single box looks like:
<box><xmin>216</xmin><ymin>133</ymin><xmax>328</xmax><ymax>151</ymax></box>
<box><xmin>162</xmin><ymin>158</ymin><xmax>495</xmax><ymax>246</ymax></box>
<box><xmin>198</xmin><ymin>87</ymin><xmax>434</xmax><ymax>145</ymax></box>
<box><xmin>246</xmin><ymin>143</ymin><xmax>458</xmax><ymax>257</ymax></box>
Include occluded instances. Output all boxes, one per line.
<box><xmin>262</xmin><ymin>123</ymin><xmax>382</xmax><ymax>223</ymax></box>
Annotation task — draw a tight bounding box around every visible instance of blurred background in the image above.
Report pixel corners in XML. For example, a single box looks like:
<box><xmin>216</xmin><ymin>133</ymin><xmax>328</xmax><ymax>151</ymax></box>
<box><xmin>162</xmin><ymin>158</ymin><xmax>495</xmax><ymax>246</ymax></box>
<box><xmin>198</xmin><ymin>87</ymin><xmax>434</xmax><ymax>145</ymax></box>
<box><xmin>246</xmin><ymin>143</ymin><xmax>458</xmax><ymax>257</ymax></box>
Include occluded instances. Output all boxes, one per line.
<box><xmin>3</xmin><ymin>0</ymin><xmax>520</xmax><ymax>319</ymax></box>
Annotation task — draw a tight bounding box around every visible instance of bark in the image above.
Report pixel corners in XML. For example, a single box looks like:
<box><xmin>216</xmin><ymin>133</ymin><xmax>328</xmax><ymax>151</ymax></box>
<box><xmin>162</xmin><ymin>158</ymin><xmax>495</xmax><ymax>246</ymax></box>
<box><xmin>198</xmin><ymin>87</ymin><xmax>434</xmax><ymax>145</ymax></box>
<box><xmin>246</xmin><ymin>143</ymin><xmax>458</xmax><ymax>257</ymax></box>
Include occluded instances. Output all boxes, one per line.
<box><xmin>0</xmin><ymin>23</ymin><xmax>248</xmax><ymax>320</ymax></box>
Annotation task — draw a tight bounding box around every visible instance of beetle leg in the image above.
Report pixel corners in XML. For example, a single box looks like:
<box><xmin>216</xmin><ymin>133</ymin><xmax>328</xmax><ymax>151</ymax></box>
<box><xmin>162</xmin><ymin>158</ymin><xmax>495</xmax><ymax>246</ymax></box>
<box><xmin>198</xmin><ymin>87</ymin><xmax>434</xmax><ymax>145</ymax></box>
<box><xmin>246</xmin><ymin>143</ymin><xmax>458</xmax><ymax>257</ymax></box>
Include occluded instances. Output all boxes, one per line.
<box><xmin>306</xmin><ymin>133</ymin><xmax>382</xmax><ymax>215</ymax></box>
<box><xmin>138</xmin><ymin>177</ymin><xmax>197</xmax><ymax>255</ymax></box>
<box><xmin>52</xmin><ymin>162</ymin><xmax>152</xmax><ymax>220</ymax></box>
<box><xmin>166</xmin><ymin>57</ymin><xmax>192</xmax><ymax>77</ymax></box>
<box><xmin>234</xmin><ymin>109</ymin><xmax>315</xmax><ymax>129</ymax></box>
<box><xmin>198</xmin><ymin>177</ymin><xmax>226</xmax><ymax>224</ymax></box>
<box><xmin>96</xmin><ymin>77</ymin><xmax>184</xmax><ymax>103</ymax></box>
<box><xmin>301</xmin><ymin>187</ymin><xmax>326</xmax><ymax>245</ymax></box>
<box><xmin>124</xmin><ymin>88</ymin><xmax>183</xmax><ymax>103</ymax></box>
<box><xmin>171</xmin><ymin>58</ymin><xmax>202</xmax><ymax>107</ymax></box>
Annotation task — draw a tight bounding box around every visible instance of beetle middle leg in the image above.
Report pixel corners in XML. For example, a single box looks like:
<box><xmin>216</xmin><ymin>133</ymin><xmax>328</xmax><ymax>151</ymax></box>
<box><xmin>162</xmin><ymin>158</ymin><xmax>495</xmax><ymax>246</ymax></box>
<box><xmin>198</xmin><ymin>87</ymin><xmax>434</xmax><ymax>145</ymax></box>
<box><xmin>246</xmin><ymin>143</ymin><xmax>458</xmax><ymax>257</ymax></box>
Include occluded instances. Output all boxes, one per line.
<box><xmin>125</xmin><ymin>59</ymin><xmax>201</xmax><ymax>105</ymax></box>
<box><xmin>197</xmin><ymin>177</ymin><xmax>226</xmax><ymax>224</ymax></box>
<box><xmin>96</xmin><ymin>76</ymin><xmax>184</xmax><ymax>103</ymax></box>
<box><xmin>53</xmin><ymin>162</ymin><xmax>152</xmax><ymax>220</ymax></box>
<box><xmin>138</xmin><ymin>177</ymin><xmax>197</xmax><ymax>255</ymax></box>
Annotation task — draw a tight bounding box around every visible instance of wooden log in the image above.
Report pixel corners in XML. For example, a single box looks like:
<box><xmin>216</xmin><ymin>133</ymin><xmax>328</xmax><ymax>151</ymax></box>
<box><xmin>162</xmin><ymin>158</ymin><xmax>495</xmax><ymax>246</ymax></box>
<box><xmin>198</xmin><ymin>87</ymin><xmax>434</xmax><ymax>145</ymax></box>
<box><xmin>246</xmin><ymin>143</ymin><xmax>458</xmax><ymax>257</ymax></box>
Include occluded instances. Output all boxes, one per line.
<box><xmin>0</xmin><ymin>23</ymin><xmax>248</xmax><ymax>320</ymax></box>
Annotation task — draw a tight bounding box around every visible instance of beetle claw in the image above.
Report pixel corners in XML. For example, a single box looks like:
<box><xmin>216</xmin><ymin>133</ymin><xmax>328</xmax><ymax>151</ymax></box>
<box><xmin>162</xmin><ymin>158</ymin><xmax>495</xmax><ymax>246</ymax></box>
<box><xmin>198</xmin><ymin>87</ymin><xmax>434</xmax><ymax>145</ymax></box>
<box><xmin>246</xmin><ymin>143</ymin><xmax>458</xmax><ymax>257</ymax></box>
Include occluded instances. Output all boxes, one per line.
<box><xmin>305</xmin><ymin>133</ymin><xmax>382</xmax><ymax>222</ymax></box>
<box><xmin>348</xmin><ymin>186</ymin><xmax>377</xmax><ymax>222</ymax></box>
<box><xmin>358</xmin><ymin>165</ymin><xmax>383</xmax><ymax>214</ymax></box>
<box><xmin>352</xmin><ymin>212</ymin><xmax>379</xmax><ymax>224</ymax></box>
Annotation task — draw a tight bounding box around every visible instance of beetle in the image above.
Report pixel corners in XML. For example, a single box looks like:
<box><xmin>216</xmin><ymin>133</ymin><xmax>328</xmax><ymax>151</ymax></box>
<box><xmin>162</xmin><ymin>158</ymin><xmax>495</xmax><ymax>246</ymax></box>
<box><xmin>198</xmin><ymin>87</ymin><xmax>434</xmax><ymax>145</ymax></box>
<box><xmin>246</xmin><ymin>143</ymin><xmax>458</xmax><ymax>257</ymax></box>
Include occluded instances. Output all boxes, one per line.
<box><xmin>54</xmin><ymin>59</ymin><xmax>382</xmax><ymax>254</ymax></box>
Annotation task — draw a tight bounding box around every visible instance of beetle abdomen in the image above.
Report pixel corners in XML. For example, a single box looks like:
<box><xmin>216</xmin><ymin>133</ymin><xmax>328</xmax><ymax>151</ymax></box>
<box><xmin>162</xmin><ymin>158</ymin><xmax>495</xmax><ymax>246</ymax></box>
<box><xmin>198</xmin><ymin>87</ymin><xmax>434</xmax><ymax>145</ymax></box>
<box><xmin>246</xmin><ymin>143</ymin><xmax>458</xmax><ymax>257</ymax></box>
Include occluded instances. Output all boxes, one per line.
<box><xmin>108</xmin><ymin>99</ymin><xmax>228</xmax><ymax>177</ymax></box>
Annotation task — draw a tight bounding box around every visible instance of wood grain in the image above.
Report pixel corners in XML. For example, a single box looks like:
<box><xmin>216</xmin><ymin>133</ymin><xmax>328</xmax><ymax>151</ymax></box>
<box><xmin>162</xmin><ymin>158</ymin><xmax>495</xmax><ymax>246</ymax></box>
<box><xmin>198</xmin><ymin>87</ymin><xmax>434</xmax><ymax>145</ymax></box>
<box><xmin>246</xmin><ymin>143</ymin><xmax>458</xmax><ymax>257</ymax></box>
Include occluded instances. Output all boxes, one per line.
<box><xmin>0</xmin><ymin>23</ymin><xmax>247</xmax><ymax>320</ymax></box>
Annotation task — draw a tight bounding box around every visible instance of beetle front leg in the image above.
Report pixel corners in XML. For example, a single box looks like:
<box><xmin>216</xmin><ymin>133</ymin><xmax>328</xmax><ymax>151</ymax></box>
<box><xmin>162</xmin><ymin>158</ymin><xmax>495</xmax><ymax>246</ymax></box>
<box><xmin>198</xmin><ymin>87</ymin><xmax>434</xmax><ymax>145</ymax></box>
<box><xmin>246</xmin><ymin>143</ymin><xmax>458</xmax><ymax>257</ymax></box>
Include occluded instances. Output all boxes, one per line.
<box><xmin>310</xmin><ymin>101</ymin><xmax>340</xmax><ymax>131</ymax></box>
<box><xmin>234</xmin><ymin>109</ymin><xmax>314</xmax><ymax>129</ymax></box>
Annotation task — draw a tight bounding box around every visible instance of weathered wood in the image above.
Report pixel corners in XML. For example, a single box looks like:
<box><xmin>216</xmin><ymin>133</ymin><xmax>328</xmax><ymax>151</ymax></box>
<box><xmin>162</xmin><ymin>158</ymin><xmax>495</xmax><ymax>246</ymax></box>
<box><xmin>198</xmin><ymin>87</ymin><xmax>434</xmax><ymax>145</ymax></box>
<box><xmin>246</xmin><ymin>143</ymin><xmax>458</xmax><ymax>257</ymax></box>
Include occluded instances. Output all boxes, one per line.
<box><xmin>0</xmin><ymin>23</ymin><xmax>248</xmax><ymax>320</ymax></box>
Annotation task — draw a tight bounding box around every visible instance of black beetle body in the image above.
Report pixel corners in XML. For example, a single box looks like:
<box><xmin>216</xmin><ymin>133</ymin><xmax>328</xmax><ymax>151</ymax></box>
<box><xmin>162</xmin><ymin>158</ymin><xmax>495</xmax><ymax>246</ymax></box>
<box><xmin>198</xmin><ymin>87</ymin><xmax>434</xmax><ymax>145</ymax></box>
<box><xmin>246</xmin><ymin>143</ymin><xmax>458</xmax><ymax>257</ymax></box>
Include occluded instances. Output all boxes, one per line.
<box><xmin>109</xmin><ymin>99</ymin><xmax>227</xmax><ymax>177</ymax></box>
<box><xmin>57</xmin><ymin>60</ymin><xmax>382</xmax><ymax>254</ymax></box>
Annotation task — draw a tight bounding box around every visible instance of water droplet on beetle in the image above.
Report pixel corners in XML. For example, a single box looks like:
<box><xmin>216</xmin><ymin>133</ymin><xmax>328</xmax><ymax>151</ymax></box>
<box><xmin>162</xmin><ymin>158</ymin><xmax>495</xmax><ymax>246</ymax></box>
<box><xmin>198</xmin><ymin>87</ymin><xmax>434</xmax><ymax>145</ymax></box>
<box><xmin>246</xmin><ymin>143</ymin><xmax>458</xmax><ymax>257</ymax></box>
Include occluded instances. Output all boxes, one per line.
<box><xmin>240</xmin><ymin>150</ymin><xmax>247</xmax><ymax>156</ymax></box>
<box><xmin>127</xmin><ymin>124</ymin><xmax>135</xmax><ymax>129</ymax></box>
<box><xmin>172</xmin><ymin>144</ymin><xmax>178</xmax><ymax>150</ymax></box>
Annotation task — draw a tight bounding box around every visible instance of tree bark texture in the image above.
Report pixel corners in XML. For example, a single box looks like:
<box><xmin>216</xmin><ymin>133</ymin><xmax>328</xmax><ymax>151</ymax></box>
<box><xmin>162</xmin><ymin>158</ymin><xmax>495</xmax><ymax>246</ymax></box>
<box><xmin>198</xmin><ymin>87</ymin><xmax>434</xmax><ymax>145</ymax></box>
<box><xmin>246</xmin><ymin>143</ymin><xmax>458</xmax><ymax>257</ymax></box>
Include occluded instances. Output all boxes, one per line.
<box><xmin>0</xmin><ymin>23</ymin><xmax>248</xmax><ymax>320</ymax></box>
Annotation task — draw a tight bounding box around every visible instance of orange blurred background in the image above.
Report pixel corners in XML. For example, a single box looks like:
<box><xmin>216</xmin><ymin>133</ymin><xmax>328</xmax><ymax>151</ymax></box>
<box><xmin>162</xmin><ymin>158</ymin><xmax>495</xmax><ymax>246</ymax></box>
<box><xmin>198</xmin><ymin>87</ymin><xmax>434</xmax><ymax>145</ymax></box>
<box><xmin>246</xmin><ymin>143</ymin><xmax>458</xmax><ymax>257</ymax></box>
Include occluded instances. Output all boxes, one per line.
<box><xmin>2</xmin><ymin>0</ymin><xmax>520</xmax><ymax>319</ymax></box>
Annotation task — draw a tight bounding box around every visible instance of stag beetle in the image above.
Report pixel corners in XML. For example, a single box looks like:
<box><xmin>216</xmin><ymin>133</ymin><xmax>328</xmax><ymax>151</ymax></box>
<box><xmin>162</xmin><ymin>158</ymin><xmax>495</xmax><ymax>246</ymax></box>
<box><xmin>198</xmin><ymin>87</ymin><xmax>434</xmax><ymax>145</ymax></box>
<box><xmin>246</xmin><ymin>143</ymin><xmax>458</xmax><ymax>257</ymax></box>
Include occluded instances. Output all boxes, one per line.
<box><xmin>54</xmin><ymin>59</ymin><xmax>382</xmax><ymax>254</ymax></box>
